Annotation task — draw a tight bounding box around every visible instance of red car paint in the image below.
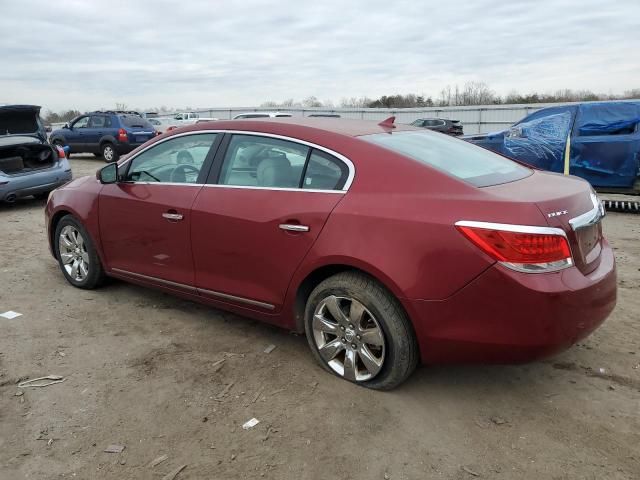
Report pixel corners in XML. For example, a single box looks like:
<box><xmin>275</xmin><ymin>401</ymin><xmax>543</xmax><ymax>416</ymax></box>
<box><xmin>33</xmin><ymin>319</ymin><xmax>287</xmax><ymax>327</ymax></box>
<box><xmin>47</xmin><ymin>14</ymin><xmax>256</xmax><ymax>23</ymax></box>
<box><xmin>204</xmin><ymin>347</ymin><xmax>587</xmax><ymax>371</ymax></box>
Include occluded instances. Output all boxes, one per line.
<box><xmin>45</xmin><ymin>118</ymin><xmax>616</xmax><ymax>364</ymax></box>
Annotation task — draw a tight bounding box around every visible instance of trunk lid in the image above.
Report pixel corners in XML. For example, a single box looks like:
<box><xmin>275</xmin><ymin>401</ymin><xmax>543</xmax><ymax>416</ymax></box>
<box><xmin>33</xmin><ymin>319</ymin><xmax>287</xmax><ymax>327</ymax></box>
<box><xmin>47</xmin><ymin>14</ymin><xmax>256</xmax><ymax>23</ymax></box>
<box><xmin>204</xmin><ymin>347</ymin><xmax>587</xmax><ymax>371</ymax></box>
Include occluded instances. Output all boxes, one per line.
<box><xmin>0</xmin><ymin>105</ymin><xmax>46</xmax><ymax>141</ymax></box>
<box><xmin>485</xmin><ymin>171</ymin><xmax>604</xmax><ymax>274</ymax></box>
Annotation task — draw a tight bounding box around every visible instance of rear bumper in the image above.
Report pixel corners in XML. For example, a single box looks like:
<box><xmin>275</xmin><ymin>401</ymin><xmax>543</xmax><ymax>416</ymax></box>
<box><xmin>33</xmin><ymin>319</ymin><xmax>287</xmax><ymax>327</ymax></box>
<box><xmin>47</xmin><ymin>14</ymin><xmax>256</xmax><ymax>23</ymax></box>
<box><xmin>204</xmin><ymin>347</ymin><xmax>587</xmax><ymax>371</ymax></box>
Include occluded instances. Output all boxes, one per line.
<box><xmin>406</xmin><ymin>239</ymin><xmax>617</xmax><ymax>364</ymax></box>
<box><xmin>0</xmin><ymin>167</ymin><xmax>72</xmax><ymax>201</ymax></box>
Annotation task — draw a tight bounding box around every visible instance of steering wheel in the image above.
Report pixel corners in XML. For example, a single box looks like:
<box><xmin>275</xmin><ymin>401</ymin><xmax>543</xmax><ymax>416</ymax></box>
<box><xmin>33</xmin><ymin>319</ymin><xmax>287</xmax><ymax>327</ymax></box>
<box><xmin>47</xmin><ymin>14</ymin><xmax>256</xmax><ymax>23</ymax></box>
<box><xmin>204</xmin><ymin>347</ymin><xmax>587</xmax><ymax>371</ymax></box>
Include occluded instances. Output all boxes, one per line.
<box><xmin>177</xmin><ymin>150</ymin><xmax>194</xmax><ymax>164</ymax></box>
<box><xmin>170</xmin><ymin>163</ymin><xmax>200</xmax><ymax>183</ymax></box>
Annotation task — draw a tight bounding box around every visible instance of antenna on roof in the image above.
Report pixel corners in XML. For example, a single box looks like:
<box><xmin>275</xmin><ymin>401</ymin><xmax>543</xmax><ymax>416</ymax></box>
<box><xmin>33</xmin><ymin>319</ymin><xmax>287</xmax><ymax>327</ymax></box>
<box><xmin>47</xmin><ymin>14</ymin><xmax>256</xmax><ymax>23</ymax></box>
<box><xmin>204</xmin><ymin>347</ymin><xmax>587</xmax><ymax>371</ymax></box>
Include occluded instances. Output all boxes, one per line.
<box><xmin>378</xmin><ymin>116</ymin><xmax>396</xmax><ymax>128</ymax></box>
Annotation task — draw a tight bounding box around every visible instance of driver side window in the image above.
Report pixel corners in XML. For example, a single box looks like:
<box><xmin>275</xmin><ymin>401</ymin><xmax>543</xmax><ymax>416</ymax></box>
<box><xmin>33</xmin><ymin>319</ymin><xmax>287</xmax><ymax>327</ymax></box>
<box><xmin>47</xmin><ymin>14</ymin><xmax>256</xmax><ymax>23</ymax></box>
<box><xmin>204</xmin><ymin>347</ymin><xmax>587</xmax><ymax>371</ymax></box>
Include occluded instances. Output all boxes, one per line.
<box><xmin>125</xmin><ymin>133</ymin><xmax>218</xmax><ymax>184</ymax></box>
<box><xmin>72</xmin><ymin>116</ymin><xmax>89</xmax><ymax>129</ymax></box>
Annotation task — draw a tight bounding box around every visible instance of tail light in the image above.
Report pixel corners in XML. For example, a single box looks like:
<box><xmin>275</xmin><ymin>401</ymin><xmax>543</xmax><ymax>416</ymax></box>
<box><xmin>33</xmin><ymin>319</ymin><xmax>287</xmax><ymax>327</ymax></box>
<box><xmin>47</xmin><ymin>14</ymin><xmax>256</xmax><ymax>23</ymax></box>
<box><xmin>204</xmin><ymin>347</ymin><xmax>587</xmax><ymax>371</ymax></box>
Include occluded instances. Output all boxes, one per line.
<box><xmin>54</xmin><ymin>145</ymin><xmax>66</xmax><ymax>159</ymax></box>
<box><xmin>117</xmin><ymin>128</ymin><xmax>128</xmax><ymax>142</ymax></box>
<box><xmin>455</xmin><ymin>221</ymin><xmax>573</xmax><ymax>273</ymax></box>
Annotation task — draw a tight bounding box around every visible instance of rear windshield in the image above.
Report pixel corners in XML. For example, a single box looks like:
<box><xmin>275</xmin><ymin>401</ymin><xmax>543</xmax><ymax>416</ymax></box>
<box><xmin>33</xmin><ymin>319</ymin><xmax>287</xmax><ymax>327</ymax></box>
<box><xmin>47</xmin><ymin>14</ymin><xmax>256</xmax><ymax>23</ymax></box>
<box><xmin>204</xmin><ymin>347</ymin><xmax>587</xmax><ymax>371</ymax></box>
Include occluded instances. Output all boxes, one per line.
<box><xmin>362</xmin><ymin>131</ymin><xmax>531</xmax><ymax>187</ymax></box>
<box><xmin>120</xmin><ymin>115</ymin><xmax>153</xmax><ymax>128</ymax></box>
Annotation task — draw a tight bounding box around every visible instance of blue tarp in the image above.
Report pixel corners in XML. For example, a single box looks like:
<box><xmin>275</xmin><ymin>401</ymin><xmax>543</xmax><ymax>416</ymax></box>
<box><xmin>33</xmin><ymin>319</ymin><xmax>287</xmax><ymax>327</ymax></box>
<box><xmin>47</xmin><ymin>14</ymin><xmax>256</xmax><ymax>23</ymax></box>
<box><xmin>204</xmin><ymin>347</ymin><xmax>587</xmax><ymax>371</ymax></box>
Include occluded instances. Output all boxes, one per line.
<box><xmin>467</xmin><ymin>101</ymin><xmax>640</xmax><ymax>190</ymax></box>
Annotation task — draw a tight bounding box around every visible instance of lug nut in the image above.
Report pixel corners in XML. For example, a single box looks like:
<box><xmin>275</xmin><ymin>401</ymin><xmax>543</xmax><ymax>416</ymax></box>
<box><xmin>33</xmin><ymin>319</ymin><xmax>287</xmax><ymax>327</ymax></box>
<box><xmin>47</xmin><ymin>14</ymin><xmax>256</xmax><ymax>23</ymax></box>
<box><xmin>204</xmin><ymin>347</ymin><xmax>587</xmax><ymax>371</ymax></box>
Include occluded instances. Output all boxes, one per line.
<box><xmin>356</xmin><ymin>335</ymin><xmax>361</xmax><ymax>340</ymax></box>
<box><xmin>340</xmin><ymin>326</ymin><xmax>345</xmax><ymax>331</ymax></box>
<box><xmin>349</xmin><ymin>324</ymin><xmax>354</xmax><ymax>329</ymax></box>
<box><xmin>341</xmin><ymin>337</ymin><xmax>346</xmax><ymax>343</ymax></box>
<box><xmin>351</xmin><ymin>343</ymin><xmax>357</xmax><ymax>349</ymax></box>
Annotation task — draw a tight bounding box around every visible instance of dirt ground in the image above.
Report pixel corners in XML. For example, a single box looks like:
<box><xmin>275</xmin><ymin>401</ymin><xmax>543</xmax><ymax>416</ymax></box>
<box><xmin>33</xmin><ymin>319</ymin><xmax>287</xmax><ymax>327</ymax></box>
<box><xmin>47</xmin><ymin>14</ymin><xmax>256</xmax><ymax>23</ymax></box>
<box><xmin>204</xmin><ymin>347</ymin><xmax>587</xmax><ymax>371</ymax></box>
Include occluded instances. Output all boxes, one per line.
<box><xmin>1</xmin><ymin>156</ymin><xmax>639</xmax><ymax>480</ymax></box>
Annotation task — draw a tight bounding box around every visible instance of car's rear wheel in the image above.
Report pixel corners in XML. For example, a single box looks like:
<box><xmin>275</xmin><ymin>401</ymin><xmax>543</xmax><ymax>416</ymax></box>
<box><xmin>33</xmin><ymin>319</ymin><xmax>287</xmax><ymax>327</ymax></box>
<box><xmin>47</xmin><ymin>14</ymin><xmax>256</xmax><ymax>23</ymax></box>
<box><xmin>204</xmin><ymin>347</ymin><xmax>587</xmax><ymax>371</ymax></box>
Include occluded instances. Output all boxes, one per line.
<box><xmin>304</xmin><ymin>271</ymin><xmax>418</xmax><ymax>390</ymax></box>
<box><xmin>101</xmin><ymin>143</ymin><xmax>118</xmax><ymax>163</ymax></box>
<box><xmin>54</xmin><ymin>215</ymin><xmax>105</xmax><ymax>289</ymax></box>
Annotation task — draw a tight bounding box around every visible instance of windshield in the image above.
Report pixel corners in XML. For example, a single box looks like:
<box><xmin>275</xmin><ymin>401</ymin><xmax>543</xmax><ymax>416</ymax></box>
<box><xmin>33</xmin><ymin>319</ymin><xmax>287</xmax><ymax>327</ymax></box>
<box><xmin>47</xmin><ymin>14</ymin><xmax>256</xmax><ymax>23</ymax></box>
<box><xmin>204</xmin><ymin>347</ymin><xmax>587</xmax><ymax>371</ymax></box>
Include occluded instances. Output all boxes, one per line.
<box><xmin>362</xmin><ymin>130</ymin><xmax>532</xmax><ymax>187</ymax></box>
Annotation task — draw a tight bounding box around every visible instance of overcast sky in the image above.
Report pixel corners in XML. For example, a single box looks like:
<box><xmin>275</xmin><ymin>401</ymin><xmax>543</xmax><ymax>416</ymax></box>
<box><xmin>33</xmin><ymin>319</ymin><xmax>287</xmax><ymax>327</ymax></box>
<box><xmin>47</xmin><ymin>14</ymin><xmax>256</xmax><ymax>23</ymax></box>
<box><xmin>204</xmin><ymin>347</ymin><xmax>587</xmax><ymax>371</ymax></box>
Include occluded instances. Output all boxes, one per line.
<box><xmin>1</xmin><ymin>0</ymin><xmax>638</xmax><ymax>112</ymax></box>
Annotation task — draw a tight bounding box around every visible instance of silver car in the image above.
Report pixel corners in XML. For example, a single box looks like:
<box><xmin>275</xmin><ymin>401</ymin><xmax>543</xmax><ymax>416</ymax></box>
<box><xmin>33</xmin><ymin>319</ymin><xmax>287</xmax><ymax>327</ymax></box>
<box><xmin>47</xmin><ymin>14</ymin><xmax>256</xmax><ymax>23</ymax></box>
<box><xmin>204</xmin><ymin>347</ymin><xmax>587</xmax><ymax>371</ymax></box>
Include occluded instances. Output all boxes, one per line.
<box><xmin>0</xmin><ymin>105</ymin><xmax>72</xmax><ymax>203</ymax></box>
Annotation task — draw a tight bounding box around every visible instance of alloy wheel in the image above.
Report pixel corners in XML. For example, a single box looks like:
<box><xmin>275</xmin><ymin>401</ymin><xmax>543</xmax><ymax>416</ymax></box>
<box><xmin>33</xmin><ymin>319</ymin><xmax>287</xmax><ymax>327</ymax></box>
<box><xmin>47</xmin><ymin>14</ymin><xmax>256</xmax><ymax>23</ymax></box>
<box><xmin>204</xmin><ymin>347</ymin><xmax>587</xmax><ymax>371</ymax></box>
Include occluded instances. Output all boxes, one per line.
<box><xmin>58</xmin><ymin>225</ymin><xmax>90</xmax><ymax>282</ymax></box>
<box><xmin>103</xmin><ymin>145</ymin><xmax>114</xmax><ymax>162</ymax></box>
<box><xmin>312</xmin><ymin>295</ymin><xmax>386</xmax><ymax>382</ymax></box>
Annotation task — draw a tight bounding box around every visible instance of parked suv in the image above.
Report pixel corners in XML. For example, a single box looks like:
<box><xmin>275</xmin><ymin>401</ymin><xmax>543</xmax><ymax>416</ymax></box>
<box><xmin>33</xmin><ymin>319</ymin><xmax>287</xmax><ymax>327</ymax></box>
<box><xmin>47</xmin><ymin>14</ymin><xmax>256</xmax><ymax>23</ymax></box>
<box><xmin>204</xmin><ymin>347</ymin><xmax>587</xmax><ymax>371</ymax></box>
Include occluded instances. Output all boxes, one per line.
<box><xmin>50</xmin><ymin>111</ymin><xmax>157</xmax><ymax>162</ymax></box>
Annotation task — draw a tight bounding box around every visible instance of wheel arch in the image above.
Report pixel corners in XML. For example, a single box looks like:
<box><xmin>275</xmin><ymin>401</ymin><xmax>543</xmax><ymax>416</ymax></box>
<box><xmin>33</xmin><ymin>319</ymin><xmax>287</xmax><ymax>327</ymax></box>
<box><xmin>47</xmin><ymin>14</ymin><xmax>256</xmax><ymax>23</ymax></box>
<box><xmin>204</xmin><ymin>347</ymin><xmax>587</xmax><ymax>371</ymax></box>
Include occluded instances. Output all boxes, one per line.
<box><xmin>291</xmin><ymin>260</ymin><xmax>411</xmax><ymax>334</ymax></box>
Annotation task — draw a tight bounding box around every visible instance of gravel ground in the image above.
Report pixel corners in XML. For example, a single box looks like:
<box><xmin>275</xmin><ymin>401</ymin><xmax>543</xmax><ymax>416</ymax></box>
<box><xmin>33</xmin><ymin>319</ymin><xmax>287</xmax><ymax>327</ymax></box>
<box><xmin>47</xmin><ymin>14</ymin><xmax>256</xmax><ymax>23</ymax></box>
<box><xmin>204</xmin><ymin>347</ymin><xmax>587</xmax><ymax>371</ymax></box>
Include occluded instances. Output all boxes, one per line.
<box><xmin>1</xmin><ymin>156</ymin><xmax>639</xmax><ymax>479</ymax></box>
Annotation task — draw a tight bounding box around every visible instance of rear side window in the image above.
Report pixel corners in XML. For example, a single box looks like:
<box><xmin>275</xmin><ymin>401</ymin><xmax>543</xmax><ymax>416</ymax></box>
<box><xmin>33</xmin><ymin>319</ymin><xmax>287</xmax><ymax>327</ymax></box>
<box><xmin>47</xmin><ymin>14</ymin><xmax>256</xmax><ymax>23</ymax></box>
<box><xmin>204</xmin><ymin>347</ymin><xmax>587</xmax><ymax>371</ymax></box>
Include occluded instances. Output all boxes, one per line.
<box><xmin>120</xmin><ymin>115</ymin><xmax>153</xmax><ymax>128</ymax></box>
<box><xmin>219</xmin><ymin>135</ymin><xmax>309</xmax><ymax>188</ymax></box>
<box><xmin>362</xmin><ymin>131</ymin><xmax>531</xmax><ymax>187</ymax></box>
<box><xmin>303</xmin><ymin>150</ymin><xmax>348</xmax><ymax>190</ymax></box>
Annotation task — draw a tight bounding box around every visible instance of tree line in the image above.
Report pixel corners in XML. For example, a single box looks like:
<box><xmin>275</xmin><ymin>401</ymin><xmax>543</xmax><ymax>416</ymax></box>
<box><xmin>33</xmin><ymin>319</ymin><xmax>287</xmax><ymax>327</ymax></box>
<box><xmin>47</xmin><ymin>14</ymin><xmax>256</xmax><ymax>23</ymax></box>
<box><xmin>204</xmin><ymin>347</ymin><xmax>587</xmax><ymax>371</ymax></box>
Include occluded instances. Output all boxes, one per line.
<box><xmin>260</xmin><ymin>83</ymin><xmax>640</xmax><ymax>109</ymax></box>
<box><xmin>42</xmin><ymin>83</ymin><xmax>640</xmax><ymax>122</ymax></box>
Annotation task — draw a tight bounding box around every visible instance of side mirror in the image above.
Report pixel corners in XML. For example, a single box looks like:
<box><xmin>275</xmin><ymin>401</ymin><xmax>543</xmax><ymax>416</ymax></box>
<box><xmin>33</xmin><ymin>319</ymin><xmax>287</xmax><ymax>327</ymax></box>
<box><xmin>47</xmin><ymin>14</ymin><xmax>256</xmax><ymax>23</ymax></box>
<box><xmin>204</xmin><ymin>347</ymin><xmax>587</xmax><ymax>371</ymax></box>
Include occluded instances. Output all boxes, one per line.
<box><xmin>63</xmin><ymin>123</ymin><xmax>70</xmax><ymax>129</ymax></box>
<box><xmin>97</xmin><ymin>162</ymin><xmax>118</xmax><ymax>184</ymax></box>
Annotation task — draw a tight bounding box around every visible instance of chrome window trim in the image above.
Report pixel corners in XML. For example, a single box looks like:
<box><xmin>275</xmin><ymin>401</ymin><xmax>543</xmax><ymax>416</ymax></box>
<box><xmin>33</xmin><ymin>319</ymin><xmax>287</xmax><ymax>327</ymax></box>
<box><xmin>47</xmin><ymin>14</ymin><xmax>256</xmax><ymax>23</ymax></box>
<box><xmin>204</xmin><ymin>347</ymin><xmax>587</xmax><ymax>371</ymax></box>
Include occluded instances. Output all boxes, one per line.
<box><xmin>202</xmin><ymin>184</ymin><xmax>345</xmax><ymax>194</ymax></box>
<box><xmin>454</xmin><ymin>220</ymin><xmax>568</xmax><ymax>238</ymax></box>
<box><xmin>111</xmin><ymin>268</ymin><xmax>275</xmax><ymax>310</ymax></box>
<box><xmin>569</xmin><ymin>191</ymin><xmax>605</xmax><ymax>231</ymax></box>
<box><xmin>118</xmin><ymin>129</ymin><xmax>355</xmax><ymax>192</ymax></box>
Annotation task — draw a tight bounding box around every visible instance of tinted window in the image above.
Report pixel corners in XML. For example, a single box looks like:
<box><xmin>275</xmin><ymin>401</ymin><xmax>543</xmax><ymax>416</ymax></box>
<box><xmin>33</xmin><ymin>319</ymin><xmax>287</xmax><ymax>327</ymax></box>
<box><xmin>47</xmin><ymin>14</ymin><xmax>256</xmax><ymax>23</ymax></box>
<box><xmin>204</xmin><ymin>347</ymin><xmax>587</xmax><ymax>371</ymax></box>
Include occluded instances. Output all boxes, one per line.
<box><xmin>235</xmin><ymin>114</ymin><xmax>269</xmax><ymax>119</ymax></box>
<box><xmin>362</xmin><ymin>131</ymin><xmax>531</xmax><ymax>187</ymax></box>
<box><xmin>125</xmin><ymin>133</ymin><xmax>217</xmax><ymax>183</ymax></box>
<box><xmin>275</xmin><ymin>114</ymin><xmax>292</xmax><ymax>117</ymax></box>
<box><xmin>303</xmin><ymin>150</ymin><xmax>348</xmax><ymax>190</ymax></box>
<box><xmin>120</xmin><ymin>115</ymin><xmax>153</xmax><ymax>128</ymax></box>
<box><xmin>89</xmin><ymin>115</ymin><xmax>109</xmax><ymax>128</ymax></box>
<box><xmin>219</xmin><ymin>135</ymin><xmax>309</xmax><ymax>188</ymax></box>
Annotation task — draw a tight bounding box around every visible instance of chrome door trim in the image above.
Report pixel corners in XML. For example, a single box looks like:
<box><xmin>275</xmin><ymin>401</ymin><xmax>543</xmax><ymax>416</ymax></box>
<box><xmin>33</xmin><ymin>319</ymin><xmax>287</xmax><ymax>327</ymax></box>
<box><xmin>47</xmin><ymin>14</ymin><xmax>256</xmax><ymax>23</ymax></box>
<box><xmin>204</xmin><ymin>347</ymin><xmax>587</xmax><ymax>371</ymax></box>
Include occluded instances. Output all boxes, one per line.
<box><xmin>197</xmin><ymin>288</ymin><xmax>276</xmax><ymax>310</ymax></box>
<box><xmin>111</xmin><ymin>268</ymin><xmax>197</xmax><ymax>293</ymax></box>
<box><xmin>201</xmin><ymin>184</ymin><xmax>345</xmax><ymax>194</ymax></box>
<box><xmin>279</xmin><ymin>223</ymin><xmax>310</xmax><ymax>232</ymax></box>
<box><xmin>162</xmin><ymin>212</ymin><xmax>184</xmax><ymax>221</ymax></box>
<box><xmin>569</xmin><ymin>192</ymin><xmax>605</xmax><ymax>231</ymax></box>
<box><xmin>110</xmin><ymin>268</ymin><xmax>275</xmax><ymax>310</ymax></box>
<box><xmin>118</xmin><ymin>129</ymin><xmax>356</xmax><ymax>191</ymax></box>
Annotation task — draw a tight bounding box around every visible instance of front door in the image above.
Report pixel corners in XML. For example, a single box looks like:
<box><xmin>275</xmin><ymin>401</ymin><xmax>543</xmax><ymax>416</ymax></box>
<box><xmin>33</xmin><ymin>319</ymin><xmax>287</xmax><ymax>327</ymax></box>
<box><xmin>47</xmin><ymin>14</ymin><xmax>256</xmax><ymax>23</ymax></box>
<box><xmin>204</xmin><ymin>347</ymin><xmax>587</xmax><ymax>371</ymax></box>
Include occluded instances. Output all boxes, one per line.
<box><xmin>99</xmin><ymin>132</ymin><xmax>220</xmax><ymax>289</ymax></box>
<box><xmin>191</xmin><ymin>133</ymin><xmax>351</xmax><ymax>312</ymax></box>
<box><xmin>66</xmin><ymin>115</ymin><xmax>90</xmax><ymax>152</ymax></box>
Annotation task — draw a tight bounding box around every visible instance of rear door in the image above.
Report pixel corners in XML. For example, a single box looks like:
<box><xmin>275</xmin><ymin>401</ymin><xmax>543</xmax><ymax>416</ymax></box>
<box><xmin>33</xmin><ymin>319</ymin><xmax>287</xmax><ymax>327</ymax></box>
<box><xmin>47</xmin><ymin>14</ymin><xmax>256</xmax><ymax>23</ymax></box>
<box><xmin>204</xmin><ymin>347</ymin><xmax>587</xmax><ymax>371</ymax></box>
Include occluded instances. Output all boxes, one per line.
<box><xmin>570</xmin><ymin>103</ymin><xmax>640</xmax><ymax>189</ymax></box>
<box><xmin>99</xmin><ymin>132</ymin><xmax>221</xmax><ymax>289</ymax></box>
<box><xmin>85</xmin><ymin>115</ymin><xmax>109</xmax><ymax>152</ymax></box>
<box><xmin>190</xmin><ymin>133</ymin><xmax>352</xmax><ymax>312</ymax></box>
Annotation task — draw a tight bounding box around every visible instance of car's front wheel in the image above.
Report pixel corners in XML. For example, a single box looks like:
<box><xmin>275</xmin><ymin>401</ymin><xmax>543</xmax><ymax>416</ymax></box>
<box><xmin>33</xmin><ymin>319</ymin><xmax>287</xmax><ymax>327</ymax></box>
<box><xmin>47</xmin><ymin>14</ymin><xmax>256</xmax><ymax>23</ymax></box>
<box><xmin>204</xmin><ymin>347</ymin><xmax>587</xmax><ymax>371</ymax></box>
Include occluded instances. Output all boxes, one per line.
<box><xmin>101</xmin><ymin>143</ymin><xmax>119</xmax><ymax>163</ymax></box>
<box><xmin>54</xmin><ymin>215</ymin><xmax>105</xmax><ymax>289</ymax></box>
<box><xmin>304</xmin><ymin>271</ymin><xmax>418</xmax><ymax>390</ymax></box>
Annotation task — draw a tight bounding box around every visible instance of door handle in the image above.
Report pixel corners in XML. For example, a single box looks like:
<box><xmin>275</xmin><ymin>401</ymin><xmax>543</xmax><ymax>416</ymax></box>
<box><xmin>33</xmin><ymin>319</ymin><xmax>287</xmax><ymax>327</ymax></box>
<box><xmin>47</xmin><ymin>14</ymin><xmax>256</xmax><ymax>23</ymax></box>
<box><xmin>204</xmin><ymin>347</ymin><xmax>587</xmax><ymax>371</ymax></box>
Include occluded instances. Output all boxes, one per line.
<box><xmin>162</xmin><ymin>212</ymin><xmax>184</xmax><ymax>221</ymax></box>
<box><xmin>279</xmin><ymin>223</ymin><xmax>309</xmax><ymax>232</ymax></box>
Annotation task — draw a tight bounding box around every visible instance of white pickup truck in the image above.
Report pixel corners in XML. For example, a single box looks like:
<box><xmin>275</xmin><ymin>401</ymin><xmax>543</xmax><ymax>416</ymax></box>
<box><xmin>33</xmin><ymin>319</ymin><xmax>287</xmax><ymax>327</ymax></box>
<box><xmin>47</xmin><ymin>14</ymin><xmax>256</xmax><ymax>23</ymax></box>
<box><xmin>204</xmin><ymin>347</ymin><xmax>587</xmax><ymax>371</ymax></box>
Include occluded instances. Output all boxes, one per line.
<box><xmin>172</xmin><ymin>112</ymin><xmax>218</xmax><ymax>125</ymax></box>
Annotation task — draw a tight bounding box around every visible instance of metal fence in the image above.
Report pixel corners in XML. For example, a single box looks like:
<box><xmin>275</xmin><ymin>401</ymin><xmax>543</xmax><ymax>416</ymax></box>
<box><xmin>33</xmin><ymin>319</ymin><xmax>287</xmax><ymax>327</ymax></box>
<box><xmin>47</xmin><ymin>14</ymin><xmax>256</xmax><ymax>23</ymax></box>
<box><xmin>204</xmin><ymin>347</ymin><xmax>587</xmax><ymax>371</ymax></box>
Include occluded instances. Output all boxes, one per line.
<box><xmin>155</xmin><ymin>103</ymin><xmax>559</xmax><ymax>134</ymax></box>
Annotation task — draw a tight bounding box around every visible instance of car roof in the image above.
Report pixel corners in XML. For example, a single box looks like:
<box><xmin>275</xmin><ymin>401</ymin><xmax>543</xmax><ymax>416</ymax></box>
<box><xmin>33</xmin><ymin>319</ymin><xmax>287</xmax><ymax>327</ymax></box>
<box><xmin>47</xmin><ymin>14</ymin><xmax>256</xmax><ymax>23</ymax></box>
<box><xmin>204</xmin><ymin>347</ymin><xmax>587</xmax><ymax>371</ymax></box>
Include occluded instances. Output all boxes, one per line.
<box><xmin>188</xmin><ymin>117</ymin><xmax>420</xmax><ymax>138</ymax></box>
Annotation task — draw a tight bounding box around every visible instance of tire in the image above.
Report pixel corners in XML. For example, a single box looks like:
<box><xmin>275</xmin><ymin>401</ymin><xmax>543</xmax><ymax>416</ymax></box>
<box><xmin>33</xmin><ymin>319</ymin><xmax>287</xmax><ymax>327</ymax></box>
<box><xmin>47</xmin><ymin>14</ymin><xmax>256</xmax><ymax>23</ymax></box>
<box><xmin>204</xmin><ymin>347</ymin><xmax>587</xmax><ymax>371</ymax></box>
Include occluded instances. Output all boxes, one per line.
<box><xmin>304</xmin><ymin>271</ymin><xmax>418</xmax><ymax>390</ymax></box>
<box><xmin>33</xmin><ymin>191</ymin><xmax>50</xmax><ymax>200</ymax></box>
<box><xmin>54</xmin><ymin>215</ymin><xmax>106</xmax><ymax>289</ymax></box>
<box><xmin>101</xmin><ymin>143</ymin><xmax>119</xmax><ymax>163</ymax></box>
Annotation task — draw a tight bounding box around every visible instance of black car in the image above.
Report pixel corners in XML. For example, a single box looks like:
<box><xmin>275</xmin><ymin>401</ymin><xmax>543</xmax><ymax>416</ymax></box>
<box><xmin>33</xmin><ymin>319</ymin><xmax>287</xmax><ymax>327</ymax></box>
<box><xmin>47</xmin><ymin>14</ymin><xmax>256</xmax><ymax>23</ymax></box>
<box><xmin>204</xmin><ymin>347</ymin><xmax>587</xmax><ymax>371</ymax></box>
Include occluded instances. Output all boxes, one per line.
<box><xmin>409</xmin><ymin>118</ymin><xmax>463</xmax><ymax>136</ymax></box>
<box><xmin>50</xmin><ymin>111</ymin><xmax>157</xmax><ymax>162</ymax></box>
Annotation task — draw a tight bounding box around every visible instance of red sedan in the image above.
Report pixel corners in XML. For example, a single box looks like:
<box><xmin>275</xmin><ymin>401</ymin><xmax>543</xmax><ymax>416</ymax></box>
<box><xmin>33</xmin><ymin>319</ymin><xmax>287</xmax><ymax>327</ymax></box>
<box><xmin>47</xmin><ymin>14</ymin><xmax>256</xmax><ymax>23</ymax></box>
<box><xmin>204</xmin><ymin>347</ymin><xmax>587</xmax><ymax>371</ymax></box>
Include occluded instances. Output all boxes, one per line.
<box><xmin>45</xmin><ymin>117</ymin><xmax>616</xmax><ymax>389</ymax></box>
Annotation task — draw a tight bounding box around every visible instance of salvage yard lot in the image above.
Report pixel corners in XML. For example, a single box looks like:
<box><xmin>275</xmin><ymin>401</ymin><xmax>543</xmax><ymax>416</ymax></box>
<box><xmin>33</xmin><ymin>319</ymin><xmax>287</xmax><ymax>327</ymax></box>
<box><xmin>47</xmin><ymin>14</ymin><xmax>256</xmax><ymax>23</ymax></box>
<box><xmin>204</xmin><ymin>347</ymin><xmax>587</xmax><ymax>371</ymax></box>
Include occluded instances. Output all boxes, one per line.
<box><xmin>1</xmin><ymin>156</ymin><xmax>639</xmax><ymax>479</ymax></box>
